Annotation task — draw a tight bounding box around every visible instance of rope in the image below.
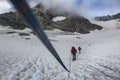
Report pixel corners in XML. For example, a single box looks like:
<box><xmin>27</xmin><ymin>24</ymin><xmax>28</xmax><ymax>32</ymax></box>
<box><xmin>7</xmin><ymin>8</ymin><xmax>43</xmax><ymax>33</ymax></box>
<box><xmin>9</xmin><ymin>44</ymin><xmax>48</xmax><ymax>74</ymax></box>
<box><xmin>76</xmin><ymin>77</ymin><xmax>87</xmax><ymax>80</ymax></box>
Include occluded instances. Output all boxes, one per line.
<box><xmin>68</xmin><ymin>53</ymin><xmax>72</xmax><ymax>80</ymax></box>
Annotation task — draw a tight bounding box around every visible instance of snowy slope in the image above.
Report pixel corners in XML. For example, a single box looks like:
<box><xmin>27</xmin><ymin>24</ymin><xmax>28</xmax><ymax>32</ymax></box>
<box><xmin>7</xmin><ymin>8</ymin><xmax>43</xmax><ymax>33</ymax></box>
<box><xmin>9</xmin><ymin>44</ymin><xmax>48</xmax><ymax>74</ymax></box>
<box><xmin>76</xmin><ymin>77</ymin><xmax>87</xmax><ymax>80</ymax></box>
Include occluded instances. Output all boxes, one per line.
<box><xmin>52</xmin><ymin>16</ymin><xmax>66</xmax><ymax>22</ymax></box>
<box><xmin>91</xmin><ymin>19</ymin><xmax>119</xmax><ymax>30</ymax></box>
<box><xmin>0</xmin><ymin>21</ymin><xmax>120</xmax><ymax>80</ymax></box>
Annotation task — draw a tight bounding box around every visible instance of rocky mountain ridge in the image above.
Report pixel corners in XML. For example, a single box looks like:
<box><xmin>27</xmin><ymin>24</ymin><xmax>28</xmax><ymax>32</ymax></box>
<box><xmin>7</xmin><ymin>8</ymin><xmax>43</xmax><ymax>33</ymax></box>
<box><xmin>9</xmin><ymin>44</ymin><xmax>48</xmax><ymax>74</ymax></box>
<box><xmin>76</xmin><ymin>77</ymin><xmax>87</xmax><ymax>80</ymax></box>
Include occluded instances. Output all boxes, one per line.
<box><xmin>0</xmin><ymin>3</ymin><xmax>102</xmax><ymax>34</ymax></box>
<box><xmin>94</xmin><ymin>13</ymin><xmax>120</xmax><ymax>21</ymax></box>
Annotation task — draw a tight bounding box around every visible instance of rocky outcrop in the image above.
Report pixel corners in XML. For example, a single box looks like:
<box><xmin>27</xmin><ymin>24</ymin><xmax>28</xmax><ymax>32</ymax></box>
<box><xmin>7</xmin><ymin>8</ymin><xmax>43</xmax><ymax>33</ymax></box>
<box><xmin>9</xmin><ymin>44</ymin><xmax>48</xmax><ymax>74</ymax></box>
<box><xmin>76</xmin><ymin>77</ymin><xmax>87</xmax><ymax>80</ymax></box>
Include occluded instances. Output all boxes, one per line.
<box><xmin>53</xmin><ymin>17</ymin><xmax>102</xmax><ymax>34</ymax></box>
<box><xmin>94</xmin><ymin>13</ymin><xmax>120</xmax><ymax>21</ymax></box>
<box><xmin>0</xmin><ymin>12</ymin><xmax>27</xmax><ymax>29</ymax></box>
<box><xmin>0</xmin><ymin>3</ymin><xmax>102</xmax><ymax>33</ymax></box>
<box><xmin>95</xmin><ymin>15</ymin><xmax>113</xmax><ymax>21</ymax></box>
<box><xmin>113</xmin><ymin>13</ymin><xmax>120</xmax><ymax>19</ymax></box>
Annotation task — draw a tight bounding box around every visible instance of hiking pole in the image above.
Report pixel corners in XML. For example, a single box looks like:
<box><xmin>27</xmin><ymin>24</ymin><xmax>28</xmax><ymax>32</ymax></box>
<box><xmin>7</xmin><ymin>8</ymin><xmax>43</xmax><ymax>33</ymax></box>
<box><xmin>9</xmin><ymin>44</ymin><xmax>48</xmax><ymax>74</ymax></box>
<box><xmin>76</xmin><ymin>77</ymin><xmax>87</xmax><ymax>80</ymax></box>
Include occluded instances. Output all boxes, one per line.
<box><xmin>76</xmin><ymin>52</ymin><xmax>79</xmax><ymax>60</ymax></box>
<box><xmin>68</xmin><ymin>53</ymin><xmax>72</xmax><ymax>80</ymax></box>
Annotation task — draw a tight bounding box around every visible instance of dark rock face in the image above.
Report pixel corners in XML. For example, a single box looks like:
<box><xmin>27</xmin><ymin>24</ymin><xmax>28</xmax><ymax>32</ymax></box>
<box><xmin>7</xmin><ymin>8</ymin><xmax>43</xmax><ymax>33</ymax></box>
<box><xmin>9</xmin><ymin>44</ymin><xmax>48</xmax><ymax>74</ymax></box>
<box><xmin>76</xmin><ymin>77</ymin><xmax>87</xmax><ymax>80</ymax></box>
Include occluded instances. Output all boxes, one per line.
<box><xmin>53</xmin><ymin>17</ymin><xmax>102</xmax><ymax>33</ymax></box>
<box><xmin>94</xmin><ymin>13</ymin><xmax>120</xmax><ymax>21</ymax></box>
<box><xmin>0</xmin><ymin>12</ymin><xmax>27</xmax><ymax>29</ymax></box>
<box><xmin>95</xmin><ymin>15</ymin><xmax>113</xmax><ymax>21</ymax></box>
<box><xmin>0</xmin><ymin>3</ymin><xmax>102</xmax><ymax>33</ymax></box>
<box><xmin>113</xmin><ymin>13</ymin><xmax>120</xmax><ymax>19</ymax></box>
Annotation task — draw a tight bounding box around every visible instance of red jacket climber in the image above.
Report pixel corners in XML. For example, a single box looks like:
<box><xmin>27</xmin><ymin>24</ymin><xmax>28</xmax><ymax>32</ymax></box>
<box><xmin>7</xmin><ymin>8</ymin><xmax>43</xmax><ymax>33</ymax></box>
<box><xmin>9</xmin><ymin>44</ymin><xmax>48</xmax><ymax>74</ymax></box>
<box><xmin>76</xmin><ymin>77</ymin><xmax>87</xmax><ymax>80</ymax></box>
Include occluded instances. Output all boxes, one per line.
<box><xmin>71</xmin><ymin>46</ymin><xmax>77</xmax><ymax>61</ymax></box>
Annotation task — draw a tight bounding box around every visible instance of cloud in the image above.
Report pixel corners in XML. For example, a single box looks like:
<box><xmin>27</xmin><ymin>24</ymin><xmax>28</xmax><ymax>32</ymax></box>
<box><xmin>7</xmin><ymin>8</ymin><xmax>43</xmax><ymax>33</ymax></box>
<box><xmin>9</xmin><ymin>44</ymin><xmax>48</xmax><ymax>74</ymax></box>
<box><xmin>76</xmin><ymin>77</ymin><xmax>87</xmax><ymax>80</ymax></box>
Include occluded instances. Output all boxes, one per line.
<box><xmin>0</xmin><ymin>0</ymin><xmax>119</xmax><ymax>19</ymax></box>
<box><xmin>76</xmin><ymin>0</ymin><xmax>120</xmax><ymax>18</ymax></box>
<box><xmin>0</xmin><ymin>0</ymin><xmax>12</xmax><ymax>14</ymax></box>
<box><xmin>26</xmin><ymin>0</ymin><xmax>40</xmax><ymax>7</ymax></box>
<box><xmin>0</xmin><ymin>0</ymin><xmax>40</xmax><ymax>14</ymax></box>
<box><xmin>40</xmin><ymin>0</ymin><xmax>120</xmax><ymax>19</ymax></box>
<box><xmin>41</xmin><ymin>0</ymin><xmax>77</xmax><ymax>15</ymax></box>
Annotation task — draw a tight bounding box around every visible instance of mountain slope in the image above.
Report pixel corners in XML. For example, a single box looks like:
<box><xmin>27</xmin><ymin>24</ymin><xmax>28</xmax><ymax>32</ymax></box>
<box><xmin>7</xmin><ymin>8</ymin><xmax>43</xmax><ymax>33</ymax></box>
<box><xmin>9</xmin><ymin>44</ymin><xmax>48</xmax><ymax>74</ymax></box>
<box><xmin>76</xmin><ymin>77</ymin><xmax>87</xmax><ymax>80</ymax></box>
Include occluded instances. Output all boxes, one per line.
<box><xmin>94</xmin><ymin>13</ymin><xmax>120</xmax><ymax>21</ymax></box>
<box><xmin>0</xmin><ymin>3</ymin><xmax>102</xmax><ymax>34</ymax></box>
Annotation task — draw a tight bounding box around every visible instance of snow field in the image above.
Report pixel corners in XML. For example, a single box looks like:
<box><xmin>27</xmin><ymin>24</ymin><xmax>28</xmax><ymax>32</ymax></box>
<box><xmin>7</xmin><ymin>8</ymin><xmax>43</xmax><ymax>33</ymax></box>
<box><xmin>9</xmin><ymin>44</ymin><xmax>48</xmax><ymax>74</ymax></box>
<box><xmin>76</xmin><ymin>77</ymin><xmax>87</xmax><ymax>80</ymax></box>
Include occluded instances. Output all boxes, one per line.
<box><xmin>0</xmin><ymin>20</ymin><xmax>120</xmax><ymax>80</ymax></box>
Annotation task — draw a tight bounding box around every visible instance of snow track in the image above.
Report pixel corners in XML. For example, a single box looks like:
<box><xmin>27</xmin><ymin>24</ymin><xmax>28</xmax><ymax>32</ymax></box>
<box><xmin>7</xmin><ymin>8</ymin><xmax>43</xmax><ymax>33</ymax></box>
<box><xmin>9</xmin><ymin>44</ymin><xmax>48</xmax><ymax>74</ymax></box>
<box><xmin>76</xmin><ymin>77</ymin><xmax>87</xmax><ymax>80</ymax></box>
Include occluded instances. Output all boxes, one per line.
<box><xmin>0</xmin><ymin>27</ymin><xmax>120</xmax><ymax>80</ymax></box>
<box><xmin>1</xmin><ymin>57</ymin><xmax>66</xmax><ymax>80</ymax></box>
<box><xmin>1</xmin><ymin>56</ymin><xmax>120</xmax><ymax>80</ymax></box>
<box><xmin>10</xmin><ymin>58</ymin><xmax>44</xmax><ymax>80</ymax></box>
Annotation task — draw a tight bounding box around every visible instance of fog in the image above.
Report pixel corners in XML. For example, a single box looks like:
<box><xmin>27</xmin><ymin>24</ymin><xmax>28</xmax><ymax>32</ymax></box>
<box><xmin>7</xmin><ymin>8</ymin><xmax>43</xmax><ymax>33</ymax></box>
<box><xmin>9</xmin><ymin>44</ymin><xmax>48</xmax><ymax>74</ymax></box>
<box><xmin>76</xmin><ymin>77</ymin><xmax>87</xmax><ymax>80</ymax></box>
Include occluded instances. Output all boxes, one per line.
<box><xmin>0</xmin><ymin>0</ymin><xmax>120</xmax><ymax>18</ymax></box>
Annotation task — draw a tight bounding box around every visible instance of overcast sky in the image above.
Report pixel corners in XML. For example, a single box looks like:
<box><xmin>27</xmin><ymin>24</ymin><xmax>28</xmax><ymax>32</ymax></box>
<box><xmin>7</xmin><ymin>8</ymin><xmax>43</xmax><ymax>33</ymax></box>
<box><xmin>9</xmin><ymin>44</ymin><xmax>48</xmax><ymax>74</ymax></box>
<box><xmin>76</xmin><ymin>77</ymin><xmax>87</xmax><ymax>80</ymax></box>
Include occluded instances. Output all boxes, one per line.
<box><xmin>0</xmin><ymin>0</ymin><xmax>120</xmax><ymax>19</ymax></box>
